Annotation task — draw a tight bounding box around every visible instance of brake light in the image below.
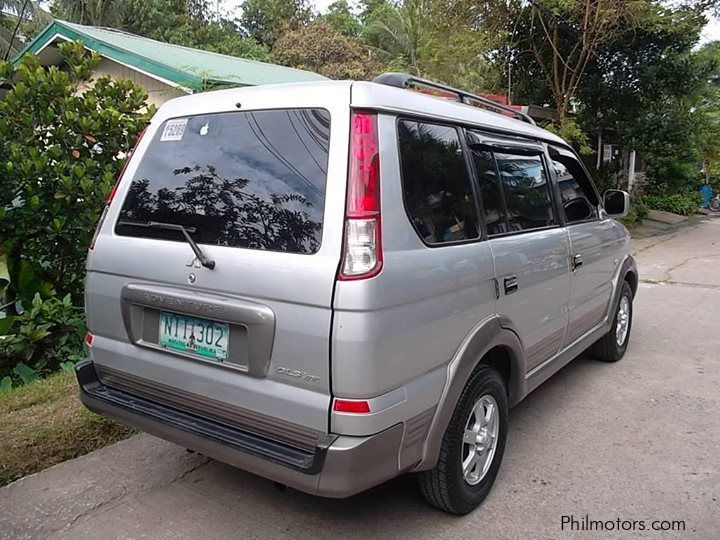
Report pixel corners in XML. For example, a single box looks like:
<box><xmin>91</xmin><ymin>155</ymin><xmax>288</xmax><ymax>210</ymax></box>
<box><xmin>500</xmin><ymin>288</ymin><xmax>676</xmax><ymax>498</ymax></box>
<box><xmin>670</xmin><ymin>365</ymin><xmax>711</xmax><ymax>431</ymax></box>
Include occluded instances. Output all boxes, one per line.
<box><xmin>339</xmin><ymin>111</ymin><xmax>382</xmax><ymax>280</ymax></box>
<box><xmin>333</xmin><ymin>398</ymin><xmax>371</xmax><ymax>414</ymax></box>
<box><xmin>84</xmin><ymin>332</ymin><xmax>94</xmax><ymax>347</ymax></box>
<box><xmin>89</xmin><ymin>128</ymin><xmax>147</xmax><ymax>250</ymax></box>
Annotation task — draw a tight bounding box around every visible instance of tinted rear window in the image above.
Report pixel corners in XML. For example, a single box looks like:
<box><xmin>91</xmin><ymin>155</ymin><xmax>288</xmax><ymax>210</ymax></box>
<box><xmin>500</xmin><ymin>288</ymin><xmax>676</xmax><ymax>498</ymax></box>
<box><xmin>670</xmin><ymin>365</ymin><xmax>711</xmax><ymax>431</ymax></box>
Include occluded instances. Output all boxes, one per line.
<box><xmin>398</xmin><ymin>120</ymin><xmax>479</xmax><ymax>245</ymax></box>
<box><xmin>115</xmin><ymin>109</ymin><xmax>330</xmax><ymax>254</ymax></box>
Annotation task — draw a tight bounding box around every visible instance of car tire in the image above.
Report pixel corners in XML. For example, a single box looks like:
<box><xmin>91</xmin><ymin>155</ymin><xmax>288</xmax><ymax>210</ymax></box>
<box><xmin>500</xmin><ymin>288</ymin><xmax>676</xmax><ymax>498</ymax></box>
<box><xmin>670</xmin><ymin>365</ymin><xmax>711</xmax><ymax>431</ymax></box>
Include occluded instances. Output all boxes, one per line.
<box><xmin>589</xmin><ymin>281</ymin><xmax>633</xmax><ymax>362</ymax></box>
<box><xmin>418</xmin><ymin>365</ymin><xmax>508</xmax><ymax>515</ymax></box>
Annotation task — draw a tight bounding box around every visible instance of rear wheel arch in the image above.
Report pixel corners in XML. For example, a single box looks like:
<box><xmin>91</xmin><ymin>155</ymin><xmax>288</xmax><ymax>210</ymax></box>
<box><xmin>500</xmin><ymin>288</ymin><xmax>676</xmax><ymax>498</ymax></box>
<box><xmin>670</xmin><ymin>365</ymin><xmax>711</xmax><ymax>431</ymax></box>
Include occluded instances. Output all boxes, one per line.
<box><xmin>413</xmin><ymin>319</ymin><xmax>525</xmax><ymax>471</ymax></box>
<box><xmin>624</xmin><ymin>269</ymin><xmax>638</xmax><ymax>297</ymax></box>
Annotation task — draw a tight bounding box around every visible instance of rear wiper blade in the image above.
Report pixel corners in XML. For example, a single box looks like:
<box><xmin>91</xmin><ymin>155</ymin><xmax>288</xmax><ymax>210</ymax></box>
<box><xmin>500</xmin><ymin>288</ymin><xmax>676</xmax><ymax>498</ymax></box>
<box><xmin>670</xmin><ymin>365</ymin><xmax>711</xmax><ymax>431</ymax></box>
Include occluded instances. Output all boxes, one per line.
<box><xmin>118</xmin><ymin>220</ymin><xmax>216</xmax><ymax>270</ymax></box>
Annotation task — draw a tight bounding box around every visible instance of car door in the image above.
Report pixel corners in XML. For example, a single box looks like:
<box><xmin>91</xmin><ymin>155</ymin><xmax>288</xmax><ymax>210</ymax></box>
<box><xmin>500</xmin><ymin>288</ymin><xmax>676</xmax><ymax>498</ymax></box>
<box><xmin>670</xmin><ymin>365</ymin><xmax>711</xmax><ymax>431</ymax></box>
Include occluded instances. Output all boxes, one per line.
<box><xmin>548</xmin><ymin>147</ymin><xmax>617</xmax><ymax>345</ymax></box>
<box><xmin>467</xmin><ymin>132</ymin><xmax>571</xmax><ymax>373</ymax></box>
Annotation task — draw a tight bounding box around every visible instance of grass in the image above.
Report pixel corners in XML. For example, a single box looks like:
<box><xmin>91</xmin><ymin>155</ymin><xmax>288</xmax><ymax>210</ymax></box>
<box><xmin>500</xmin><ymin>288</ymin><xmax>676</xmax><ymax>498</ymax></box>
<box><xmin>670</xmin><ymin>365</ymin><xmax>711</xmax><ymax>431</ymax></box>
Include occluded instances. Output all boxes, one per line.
<box><xmin>0</xmin><ymin>371</ymin><xmax>135</xmax><ymax>486</ymax></box>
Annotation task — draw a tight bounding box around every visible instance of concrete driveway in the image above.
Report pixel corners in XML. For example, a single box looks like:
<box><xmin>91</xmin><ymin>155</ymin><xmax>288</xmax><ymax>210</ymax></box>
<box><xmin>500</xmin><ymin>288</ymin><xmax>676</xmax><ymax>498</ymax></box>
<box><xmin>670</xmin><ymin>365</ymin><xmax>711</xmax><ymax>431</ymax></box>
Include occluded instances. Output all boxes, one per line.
<box><xmin>2</xmin><ymin>217</ymin><xmax>719</xmax><ymax>540</ymax></box>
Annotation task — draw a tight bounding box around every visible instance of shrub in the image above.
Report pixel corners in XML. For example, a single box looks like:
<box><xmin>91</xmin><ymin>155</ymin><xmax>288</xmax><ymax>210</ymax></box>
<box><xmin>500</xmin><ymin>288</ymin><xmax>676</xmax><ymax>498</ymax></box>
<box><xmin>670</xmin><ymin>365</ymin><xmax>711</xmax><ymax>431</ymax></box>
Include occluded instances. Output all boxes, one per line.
<box><xmin>0</xmin><ymin>294</ymin><xmax>85</xmax><ymax>389</ymax></box>
<box><xmin>0</xmin><ymin>41</ymin><xmax>154</xmax><ymax>386</ymax></box>
<box><xmin>0</xmin><ymin>42</ymin><xmax>155</xmax><ymax>307</ymax></box>
<box><xmin>642</xmin><ymin>192</ymin><xmax>701</xmax><ymax>216</ymax></box>
<box><xmin>619</xmin><ymin>198</ymin><xmax>649</xmax><ymax>229</ymax></box>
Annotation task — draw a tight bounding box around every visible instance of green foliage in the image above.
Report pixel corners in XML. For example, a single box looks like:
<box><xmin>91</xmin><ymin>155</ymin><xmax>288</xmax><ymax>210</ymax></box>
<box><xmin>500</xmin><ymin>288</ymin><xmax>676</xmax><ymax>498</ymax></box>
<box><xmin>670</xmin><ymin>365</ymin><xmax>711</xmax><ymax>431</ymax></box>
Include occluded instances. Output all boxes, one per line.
<box><xmin>575</xmin><ymin>3</ymin><xmax>710</xmax><ymax>195</ymax></box>
<box><xmin>0</xmin><ymin>41</ymin><xmax>152</xmax><ymax>385</ymax></box>
<box><xmin>0</xmin><ymin>293</ymin><xmax>86</xmax><ymax>385</ymax></box>
<box><xmin>543</xmin><ymin>118</ymin><xmax>593</xmax><ymax>155</ymax></box>
<box><xmin>240</xmin><ymin>0</ymin><xmax>312</xmax><ymax>48</ymax></box>
<box><xmin>619</xmin><ymin>198</ymin><xmax>649</xmax><ymax>229</ymax></box>
<box><xmin>272</xmin><ymin>21</ymin><xmax>378</xmax><ymax>79</ymax></box>
<box><xmin>0</xmin><ymin>42</ymin><xmax>154</xmax><ymax>306</ymax></box>
<box><xmin>642</xmin><ymin>192</ymin><xmax>702</xmax><ymax>216</ymax></box>
<box><xmin>0</xmin><ymin>1</ymin><xmax>49</xmax><ymax>59</ymax></box>
<box><xmin>55</xmin><ymin>0</ymin><xmax>272</xmax><ymax>62</ymax></box>
<box><xmin>363</xmin><ymin>0</ymin><xmax>502</xmax><ymax>90</ymax></box>
<box><xmin>322</xmin><ymin>0</ymin><xmax>362</xmax><ymax>37</ymax></box>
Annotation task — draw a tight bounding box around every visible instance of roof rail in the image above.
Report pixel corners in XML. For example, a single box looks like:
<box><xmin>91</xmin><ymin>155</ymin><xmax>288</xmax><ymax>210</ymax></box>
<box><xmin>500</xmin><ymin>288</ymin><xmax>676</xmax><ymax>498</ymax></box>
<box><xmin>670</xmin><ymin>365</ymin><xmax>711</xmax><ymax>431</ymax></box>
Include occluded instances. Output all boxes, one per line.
<box><xmin>372</xmin><ymin>72</ymin><xmax>536</xmax><ymax>126</ymax></box>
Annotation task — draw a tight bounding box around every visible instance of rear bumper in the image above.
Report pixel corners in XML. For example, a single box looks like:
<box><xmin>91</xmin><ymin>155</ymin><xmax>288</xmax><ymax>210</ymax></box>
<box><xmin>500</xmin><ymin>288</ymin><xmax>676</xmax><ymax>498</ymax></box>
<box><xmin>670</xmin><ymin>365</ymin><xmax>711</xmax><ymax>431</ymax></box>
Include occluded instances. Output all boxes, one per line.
<box><xmin>75</xmin><ymin>360</ymin><xmax>404</xmax><ymax>498</ymax></box>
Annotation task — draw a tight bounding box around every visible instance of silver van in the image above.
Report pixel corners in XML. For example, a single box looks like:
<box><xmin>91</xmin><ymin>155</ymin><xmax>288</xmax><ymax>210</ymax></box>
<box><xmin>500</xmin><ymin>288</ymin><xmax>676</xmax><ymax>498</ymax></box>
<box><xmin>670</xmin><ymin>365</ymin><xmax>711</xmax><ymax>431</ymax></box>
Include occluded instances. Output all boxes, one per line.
<box><xmin>76</xmin><ymin>73</ymin><xmax>637</xmax><ymax>514</ymax></box>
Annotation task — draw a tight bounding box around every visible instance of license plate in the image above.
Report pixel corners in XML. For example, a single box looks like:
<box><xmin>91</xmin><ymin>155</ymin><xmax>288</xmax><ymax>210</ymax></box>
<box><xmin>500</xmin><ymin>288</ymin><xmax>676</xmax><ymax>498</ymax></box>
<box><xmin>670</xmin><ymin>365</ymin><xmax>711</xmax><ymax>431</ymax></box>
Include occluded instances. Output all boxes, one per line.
<box><xmin>159</xmin><ymin>311</ymin><xmax>229</xmax><ymax>361</ymax></box>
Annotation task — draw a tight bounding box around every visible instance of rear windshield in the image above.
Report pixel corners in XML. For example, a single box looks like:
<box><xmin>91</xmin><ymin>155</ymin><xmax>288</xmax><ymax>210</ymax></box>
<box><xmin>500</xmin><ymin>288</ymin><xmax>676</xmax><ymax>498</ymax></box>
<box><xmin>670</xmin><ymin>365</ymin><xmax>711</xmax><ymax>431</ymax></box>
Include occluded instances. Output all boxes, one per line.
<box><xmin>115</xmin><ymin>108</ymin><xmax>330</xmax><ymax>254</ymax></box>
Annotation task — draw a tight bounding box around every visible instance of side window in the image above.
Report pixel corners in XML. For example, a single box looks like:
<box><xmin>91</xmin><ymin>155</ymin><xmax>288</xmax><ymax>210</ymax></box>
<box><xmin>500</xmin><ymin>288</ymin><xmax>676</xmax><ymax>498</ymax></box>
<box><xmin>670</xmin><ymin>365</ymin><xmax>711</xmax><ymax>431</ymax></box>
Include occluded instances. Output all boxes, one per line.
<box><xmin>471</xmin><ymin>149</ymin><xmax>508</xmax><ymax>235</ymax></box>
<box><xmin>494</xmin><ymin>152</ymin><xmax>556</xmax><ymax>231</ymax></box>
<box><xmin>551</xmin><ymin>155</ymin><xmax>599</xmax><ymax>223</ymax></box>
<box><xmin>398</xmin><ymin>120</ymin><xmax>479</xmax><ymax>244</ymax></box>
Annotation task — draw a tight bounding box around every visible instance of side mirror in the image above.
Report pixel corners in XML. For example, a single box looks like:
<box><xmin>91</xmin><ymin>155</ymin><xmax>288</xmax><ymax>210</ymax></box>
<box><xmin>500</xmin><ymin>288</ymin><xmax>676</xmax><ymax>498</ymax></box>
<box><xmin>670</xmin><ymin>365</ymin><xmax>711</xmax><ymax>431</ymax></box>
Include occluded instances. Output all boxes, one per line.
<box><xmin>603</xmin><ymin>189</ymin><xmax>630</xmax><ymax>218</ymax></box>
<box><xmin>563</xmin><ymin>197</ymin><xmax>594</xmax><ymax>222</ymax></box>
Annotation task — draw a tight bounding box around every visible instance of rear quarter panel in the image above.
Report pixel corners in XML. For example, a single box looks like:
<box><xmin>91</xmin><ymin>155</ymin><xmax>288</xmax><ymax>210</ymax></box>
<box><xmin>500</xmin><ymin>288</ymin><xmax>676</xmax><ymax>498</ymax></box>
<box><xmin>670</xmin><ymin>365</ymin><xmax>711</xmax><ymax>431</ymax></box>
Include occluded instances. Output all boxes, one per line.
<box><xmin>331</xmin><ymin>113</ymin><xmax>497</xmax><ymax>400</ymax></box>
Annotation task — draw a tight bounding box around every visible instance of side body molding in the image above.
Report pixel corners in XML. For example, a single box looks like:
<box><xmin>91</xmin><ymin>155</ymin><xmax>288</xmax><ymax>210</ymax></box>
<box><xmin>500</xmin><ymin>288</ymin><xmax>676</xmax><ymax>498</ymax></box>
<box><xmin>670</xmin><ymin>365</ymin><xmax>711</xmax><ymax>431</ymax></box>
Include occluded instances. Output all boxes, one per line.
<box><xmin>412</xmin><ymin>315</ymin><xmax>525</xmax><ymax>471</ymax></box>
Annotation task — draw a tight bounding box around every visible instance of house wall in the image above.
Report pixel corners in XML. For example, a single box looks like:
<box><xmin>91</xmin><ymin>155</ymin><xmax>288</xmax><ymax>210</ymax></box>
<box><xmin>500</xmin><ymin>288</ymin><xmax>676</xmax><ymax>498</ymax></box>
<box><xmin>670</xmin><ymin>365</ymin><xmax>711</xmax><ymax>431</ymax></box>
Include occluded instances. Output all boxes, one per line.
<box><xmin>77</xmin><ymin>58</ymin><xmax>187</xmax><ymax>107</ymax></box>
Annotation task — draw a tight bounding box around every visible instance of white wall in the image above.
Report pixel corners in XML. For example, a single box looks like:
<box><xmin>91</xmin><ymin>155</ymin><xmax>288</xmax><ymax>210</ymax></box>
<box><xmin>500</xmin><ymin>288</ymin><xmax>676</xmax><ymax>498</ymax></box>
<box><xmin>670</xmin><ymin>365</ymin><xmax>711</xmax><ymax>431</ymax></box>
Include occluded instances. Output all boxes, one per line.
<box><xmin>77</xmin><ymin>58</ymin><xmax>188</xmax><ymax>107</ymax></box>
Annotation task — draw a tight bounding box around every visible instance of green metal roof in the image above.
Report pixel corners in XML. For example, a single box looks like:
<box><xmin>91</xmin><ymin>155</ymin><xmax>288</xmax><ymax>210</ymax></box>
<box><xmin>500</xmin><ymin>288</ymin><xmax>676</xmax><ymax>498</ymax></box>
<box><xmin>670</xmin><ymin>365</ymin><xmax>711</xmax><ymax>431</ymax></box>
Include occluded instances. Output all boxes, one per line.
<box><xmin>13</xmin><ymin>20</ymin><xmax>327</xmax><ymax>91</ymax></box>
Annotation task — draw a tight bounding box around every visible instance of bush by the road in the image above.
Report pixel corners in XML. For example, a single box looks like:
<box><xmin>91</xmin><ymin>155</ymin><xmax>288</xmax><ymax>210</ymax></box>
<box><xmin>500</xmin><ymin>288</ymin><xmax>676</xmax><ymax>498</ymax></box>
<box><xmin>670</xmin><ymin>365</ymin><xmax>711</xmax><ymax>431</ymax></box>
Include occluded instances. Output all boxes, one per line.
<box><xmin>642</xmin><ymin>192</ymin><xmax>702</xmax><ymax>216</ymax></box>
<box><xmin>0</xmin><ymin>41</ymin><xmax>154</xmax><ymax>386</ymax></box>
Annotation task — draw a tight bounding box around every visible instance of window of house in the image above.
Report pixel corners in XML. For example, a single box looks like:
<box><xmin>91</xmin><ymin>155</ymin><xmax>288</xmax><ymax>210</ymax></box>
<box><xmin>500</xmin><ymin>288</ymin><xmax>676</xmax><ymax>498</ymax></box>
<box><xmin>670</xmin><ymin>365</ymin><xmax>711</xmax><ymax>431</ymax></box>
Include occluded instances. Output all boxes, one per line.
<box><xmin>398</xmin><ymin>120</ymin><xmax>479</xmax><ymax>244</ymax></box>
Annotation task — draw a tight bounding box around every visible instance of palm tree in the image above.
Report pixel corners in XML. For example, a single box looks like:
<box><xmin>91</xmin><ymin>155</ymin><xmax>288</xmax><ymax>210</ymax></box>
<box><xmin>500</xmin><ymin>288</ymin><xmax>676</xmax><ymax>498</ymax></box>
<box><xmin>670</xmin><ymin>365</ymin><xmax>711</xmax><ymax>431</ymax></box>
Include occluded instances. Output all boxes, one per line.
<box><xmin>1</xmin><ymin>1</ymin><xmax>50</xmax><ymax>60</ymax></box>
<box><xmin>367</xmin><ymin>0</ymin><xmax>428</xmax><ymax>75</ymax></box>
<box><xmin>51</xmin><ymin>0</ymin><xmax>129</xmax><ymax>28</ymax></box>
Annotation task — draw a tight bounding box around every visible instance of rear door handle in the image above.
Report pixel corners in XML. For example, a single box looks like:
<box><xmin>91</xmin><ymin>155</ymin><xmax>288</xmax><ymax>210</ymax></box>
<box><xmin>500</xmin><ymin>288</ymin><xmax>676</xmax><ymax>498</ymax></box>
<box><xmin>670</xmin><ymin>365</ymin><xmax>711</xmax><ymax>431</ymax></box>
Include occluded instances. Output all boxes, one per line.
<box><xmin>504</xmin><ymin>275</ymin><xmax>518</xmax><ymax>294</ymax></box>
<box><xmin>572</xmin><ymin>254</ymin><xmax>583</xmax><ymax>271</ymax></box>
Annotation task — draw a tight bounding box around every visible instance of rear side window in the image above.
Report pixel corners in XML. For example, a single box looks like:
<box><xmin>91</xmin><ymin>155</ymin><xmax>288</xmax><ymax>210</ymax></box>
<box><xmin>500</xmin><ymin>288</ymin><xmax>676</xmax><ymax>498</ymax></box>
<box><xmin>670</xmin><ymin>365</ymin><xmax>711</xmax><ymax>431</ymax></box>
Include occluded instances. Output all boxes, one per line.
<box><xmin>115</xmin><ymin>109</ymin><xmax>330</xmax><ymax>254</ymax></box>
<box><xmin>494</xmin><ymin>152</ymin><xmax>556</xmax><ymax>231</ymax></box>
<box><xmin>471</xmin><ymin>149</ymin><xmax>508</xmax><ymax>235</ymax></box>
<box><xmin>398</xmin><ymin>120</ymin><xmax>479</xmax><ymax>244</ymax></box>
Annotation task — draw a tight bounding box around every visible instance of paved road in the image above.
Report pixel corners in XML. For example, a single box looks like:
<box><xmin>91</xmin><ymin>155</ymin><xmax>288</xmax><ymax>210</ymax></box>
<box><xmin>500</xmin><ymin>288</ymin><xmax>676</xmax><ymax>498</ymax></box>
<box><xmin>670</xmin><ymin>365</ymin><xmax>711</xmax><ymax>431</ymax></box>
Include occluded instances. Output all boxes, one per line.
<box><xmin>2</xmin><ymin>217</ymin><xmax>719</xmax><ymax>540</ymax></box>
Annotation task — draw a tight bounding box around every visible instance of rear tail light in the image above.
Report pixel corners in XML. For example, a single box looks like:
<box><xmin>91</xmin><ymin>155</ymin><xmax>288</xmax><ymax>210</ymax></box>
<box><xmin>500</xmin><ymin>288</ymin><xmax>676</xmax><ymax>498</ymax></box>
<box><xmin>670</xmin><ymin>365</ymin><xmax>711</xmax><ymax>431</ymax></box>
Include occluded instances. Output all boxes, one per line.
<box><xmin>89</xmin><ymin>128</ymin><xmax>147</xmax><ymax>250</ymax></box>
<box><xmin>339</xmin><ymin>111</ymin><xmax>382</xmax><ymax>280</ymax></box>
<box><xmin>84</xmin><ymin>332</ymin><xmax>94</xmax><ymax>347</ymax></box>
<box><xmin>333</xmin><ymin>398</ymin><xmax>371</xmax><ymax>414</ymax></box>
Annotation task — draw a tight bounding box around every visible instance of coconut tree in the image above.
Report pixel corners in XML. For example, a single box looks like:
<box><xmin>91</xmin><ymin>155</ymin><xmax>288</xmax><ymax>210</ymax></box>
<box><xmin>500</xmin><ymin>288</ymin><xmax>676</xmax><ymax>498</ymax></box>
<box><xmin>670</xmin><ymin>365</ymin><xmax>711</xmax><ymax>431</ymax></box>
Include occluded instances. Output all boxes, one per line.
<box><xmin>51</xmin><ymin>0</ymin><xmax>130</xmax><ymax>28</ymax></box>
<box><xmin>1</xmin><ymin>1</ymin><xmax>49</xmax><ymax>60</ymax></box>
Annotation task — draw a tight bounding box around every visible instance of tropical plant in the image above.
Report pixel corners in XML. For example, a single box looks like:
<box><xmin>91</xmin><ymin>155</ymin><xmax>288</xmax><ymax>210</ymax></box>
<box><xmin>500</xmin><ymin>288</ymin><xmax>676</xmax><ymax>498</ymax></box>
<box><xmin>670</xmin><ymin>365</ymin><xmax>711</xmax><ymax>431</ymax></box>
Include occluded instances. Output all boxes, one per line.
<box><xmin>0</xmin><ymin>42</ymin><xmax>154</xmax><ymax>305</ymax></box>
<box><xmin>240</xmin><ymin>0</ymin><xmax>312</xmax><ymax>48</ymax></box>
<box><xmin>321</xmin><ymin>0</ymin><xmax>362</xmax><ymax>37</ymax></box>
<box><xmin>0</xmin><ymin>293</ymin><xmax>86</xmax><ymax>387</ymax></box>
<box><xmin>0</xmin><ymin>0</ymin><xmax>49</xmax><ymax>60</ymax></box>
<box><xmin>51</xmin><ymin>0</ymin><xmax>127</xmax><ymax>27</ymax></box>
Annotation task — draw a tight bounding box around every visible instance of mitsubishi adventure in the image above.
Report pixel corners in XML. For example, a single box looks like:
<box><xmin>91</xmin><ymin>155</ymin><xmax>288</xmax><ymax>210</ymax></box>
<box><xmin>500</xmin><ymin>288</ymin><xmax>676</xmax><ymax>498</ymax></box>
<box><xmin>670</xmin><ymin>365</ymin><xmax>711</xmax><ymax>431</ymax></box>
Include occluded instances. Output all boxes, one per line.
<box><xmin>76</xmin><ymin>73</ymin><xmax>637</xmax><ymax>514</ymax></box>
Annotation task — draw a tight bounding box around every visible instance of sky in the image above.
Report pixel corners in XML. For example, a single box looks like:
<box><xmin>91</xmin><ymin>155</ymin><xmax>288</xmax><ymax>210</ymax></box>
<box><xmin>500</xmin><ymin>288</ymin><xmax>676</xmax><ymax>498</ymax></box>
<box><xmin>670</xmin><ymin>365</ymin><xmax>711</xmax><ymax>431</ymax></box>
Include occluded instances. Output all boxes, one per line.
<box><xmin>701</xmin><ymin>16</ymin><xmax>720</xmax><ymax>44</ymax></box>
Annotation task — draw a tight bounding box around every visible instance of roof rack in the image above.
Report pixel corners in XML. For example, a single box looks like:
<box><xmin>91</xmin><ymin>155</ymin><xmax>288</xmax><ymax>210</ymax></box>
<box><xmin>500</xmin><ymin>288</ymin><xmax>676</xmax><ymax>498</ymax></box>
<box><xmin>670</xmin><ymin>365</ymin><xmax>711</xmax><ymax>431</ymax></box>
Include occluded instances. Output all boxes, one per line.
<box><xmin>372</xmin><ymin>72</ymin><xmax>536</xmax><ymax>126</ymax></box>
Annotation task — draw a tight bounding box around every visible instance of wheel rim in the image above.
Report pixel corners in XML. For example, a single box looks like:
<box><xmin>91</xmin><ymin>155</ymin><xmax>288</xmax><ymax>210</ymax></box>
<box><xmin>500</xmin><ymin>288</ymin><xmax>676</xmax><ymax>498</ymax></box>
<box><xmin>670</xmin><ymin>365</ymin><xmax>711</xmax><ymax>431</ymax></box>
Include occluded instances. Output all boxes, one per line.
<box><xmin>461</xmin><ymin>394</ymin><xmax>499</xmax><ymax>486</ymax></box>
<box><xmin>615</xmin><ymin>295</ymin><xmax>630</xmax><ymax>347</ymax></box>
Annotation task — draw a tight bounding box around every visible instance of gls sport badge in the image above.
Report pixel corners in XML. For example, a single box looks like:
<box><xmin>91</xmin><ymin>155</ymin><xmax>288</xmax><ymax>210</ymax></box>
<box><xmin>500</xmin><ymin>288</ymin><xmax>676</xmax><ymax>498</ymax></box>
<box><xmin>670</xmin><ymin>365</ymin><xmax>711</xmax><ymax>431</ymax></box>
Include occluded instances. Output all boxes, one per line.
<box><xmin>277</xmin><ymin>367</ymin><xmax>320</xmax><ymax>383</ymax></box>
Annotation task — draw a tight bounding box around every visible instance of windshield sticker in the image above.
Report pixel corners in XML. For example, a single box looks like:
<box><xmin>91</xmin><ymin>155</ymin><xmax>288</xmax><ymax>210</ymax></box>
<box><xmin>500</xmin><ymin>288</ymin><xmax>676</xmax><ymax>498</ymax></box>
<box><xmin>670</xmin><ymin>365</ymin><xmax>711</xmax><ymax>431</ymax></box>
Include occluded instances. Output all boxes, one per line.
<box><xmin>161</xmin><ymin>119</ymin><xmax>188</xmax><ymax>141</ymax></box>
